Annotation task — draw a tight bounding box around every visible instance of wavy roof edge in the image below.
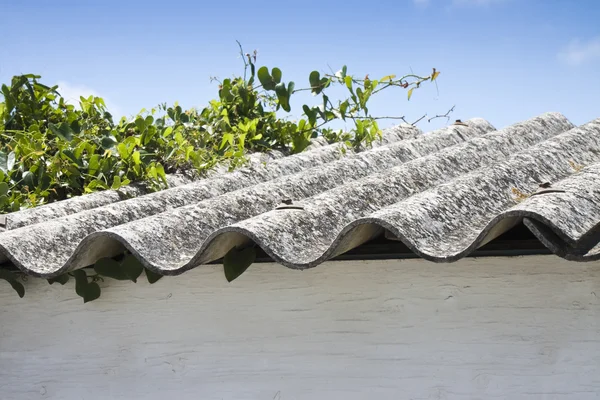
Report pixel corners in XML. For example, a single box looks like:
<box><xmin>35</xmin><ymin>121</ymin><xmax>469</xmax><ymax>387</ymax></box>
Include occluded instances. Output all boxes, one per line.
<box><xmin>1</xmin><ymin>113</ymin><xmax>599</xmax><ymax>279</ymax></box>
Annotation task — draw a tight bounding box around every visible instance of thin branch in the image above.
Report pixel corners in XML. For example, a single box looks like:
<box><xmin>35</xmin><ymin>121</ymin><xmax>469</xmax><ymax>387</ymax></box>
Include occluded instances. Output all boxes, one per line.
<box><xmin>411</xmin><ymin>114</ymin><xmax>427</xmax><ymax>125</ymax></box>
<box><xmin>346</xmin><ymin>105</ymin><xmax>454</xmax><ymax>126</ymax></box>
<box><xmin>350</xmin><ymin>115</ymin><xmax>410</xmax><ymax>122</ymax></box>
<box><xmin>291</xmin><ymin>87</ymin><xmax>315</xmax><ymax>93</ymax></box>
<box><xmin>236</xmin><ymin>40</ymin><xmax>248</xmax><ymax>82</ymax></box>
<box><xmin>427</xmin><ymin>105</ymin><xmax>455</xmax><ymax>123</ymax></box>
<box><xmin>326</xmin><ymin>73</ymin><xmax>430</xmax><ymax>87</ymax></box>
<box><xmin>371</xmin><ymin>82</ymin><xmax>393</xmax><ymax>95</ymax></box>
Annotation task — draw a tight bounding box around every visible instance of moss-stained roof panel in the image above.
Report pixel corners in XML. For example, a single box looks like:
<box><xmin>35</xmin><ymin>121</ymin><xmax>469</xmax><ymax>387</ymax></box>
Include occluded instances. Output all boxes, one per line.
<box><xmin>2</xmin><ymin>112</ymin><xmax>599</xmax><ymax>278</ymax></box>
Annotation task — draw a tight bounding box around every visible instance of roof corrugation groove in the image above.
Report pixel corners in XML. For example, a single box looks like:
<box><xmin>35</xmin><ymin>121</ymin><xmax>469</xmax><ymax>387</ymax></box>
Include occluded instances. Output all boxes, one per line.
<box><xmin>1</xmin><ymin>112</ymin><xmax>599</xmax><ymax>279</ymax></box>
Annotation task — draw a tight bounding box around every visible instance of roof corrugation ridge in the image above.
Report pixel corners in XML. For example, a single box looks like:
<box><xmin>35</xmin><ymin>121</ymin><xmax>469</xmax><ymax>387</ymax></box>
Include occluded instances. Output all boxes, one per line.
<box><xmin>3</xmin><ymin>132</ymin><xmax>387</xmax><ymax>230</ymax></box>
<box><xmin>1</xmin><ymin>119</ymin><xmax>489</xmax><ymax>277</ymax></box>
<box><xmin>198</xmin><ymin>112</ymin><xmax>574</xmax><ymax>269</ymax></box>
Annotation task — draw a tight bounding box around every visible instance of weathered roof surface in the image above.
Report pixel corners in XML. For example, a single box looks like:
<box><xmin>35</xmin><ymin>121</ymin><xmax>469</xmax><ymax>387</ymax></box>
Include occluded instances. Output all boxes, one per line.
<box><xmin>1</xmin><ymin>112</ymin><xmax>599</xmax><ymax>278</ymax></box>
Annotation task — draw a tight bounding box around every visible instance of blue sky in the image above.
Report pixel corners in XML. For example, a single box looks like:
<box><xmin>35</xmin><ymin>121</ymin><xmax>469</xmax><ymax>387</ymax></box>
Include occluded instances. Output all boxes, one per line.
<box><xmin>1</xmin><ymin>0</ymin><xmax>599</xmax><ymax>131</ymax></box>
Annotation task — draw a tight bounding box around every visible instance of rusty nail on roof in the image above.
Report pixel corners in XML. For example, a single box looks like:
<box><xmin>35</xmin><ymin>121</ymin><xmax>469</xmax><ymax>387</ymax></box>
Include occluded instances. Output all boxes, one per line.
<box><xmin>275</xmin><ymin>199</ymin><xmax>304</xmax><ymax>210</ymax></box>
<box><xmin>532</xmin><ymin>181</ymin><xmax>566</xmax><ymax>196</ymax></box>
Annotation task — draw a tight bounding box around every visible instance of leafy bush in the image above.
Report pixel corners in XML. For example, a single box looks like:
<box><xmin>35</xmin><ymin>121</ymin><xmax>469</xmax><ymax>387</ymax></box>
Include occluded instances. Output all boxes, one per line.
<box><xmin>0</xmin><ymin>44</ymin><xmax>442</xmax><ymax>301</ymax></box>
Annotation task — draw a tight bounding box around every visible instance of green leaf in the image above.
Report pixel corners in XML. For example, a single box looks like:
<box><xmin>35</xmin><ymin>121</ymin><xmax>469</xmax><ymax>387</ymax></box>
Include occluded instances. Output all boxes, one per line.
<box><xmin>381</xmin><ymin>74</ymin><xmax>396</xmax><ymax>82</ymax></box>
<box><xmin>298</xmin><ymin>119</ymin><xmax>306</xmax><ymax>131</ymax></box>
<box><xmin>83</xmin><ymin>282</ymin><xmax>100</xmax><ymax>303</ymax></box>
<box><xmin>257</xmin><ymin>67</ymin><xmax>275</xmax><ymax>90</ymax></box>
<box><xmin>49</xmin><ymin>122</ymin><xmax>74</xmax><ymax>141</ymax></box>
<box><xmin>101</xmin><ymin>135</ymin><xmax>117</xmax><ymax>149</ymax></box>
<box><xmin>220</xmin><ymin>133</ymin><xmax>234</xmax><ymax>150</ymax></box>
<box><xmin>145</xmin><ymin>268</ymin><xmax>163</xmax><ymax>284</ymax></box>
<box><xmin>407</xmin><ymin>87</ymin><xmax>414</xmax><ymax>100</ymax></box>
<box><xmin>117</xmin><ymin>142</ymin><xmax>129</xmax><ymax>159</ymax></box>
<box><xmin>238</xmin><ymin>133</ymin><xmax>246</xmax><ymax>150</ymax></box>
<box><xmin>247</xmin><ymin>69</ymin><xmax>256</xmax><ymax>87</ymax></box>
<box><xmin>94</xmin><ymin>257</ymin><xmax>129</xmax><ymax>280</ymax></box>
<box><xmin>70</xmin><ymin>119</ymin><xmax>81</xmax><ymax>134</ymax></box>
<box><xmin>223</xmin><ymin>246</ymin><xmax>256</xmax><ymax>282</ymax></box>
<box><xmin>0</xmin><ymin>182</ymin><xmax>8</xmax><ymax>196</ymax></box>
<box><xmin>22</xmin><ymin>171</ymin><xmax>35</xmax><ymax>189</ymax></box>
<box><xmin>309</xmin><ymin>71</ymin><xmax>322</xmax><ymax>94</ymax></box>
<box><xmin>322</xmin><ymin>94</ymin><xmax>330</xmax><ymax>120</ymax></box>
<box><xmin>111</xmin><ymin>175</ymin><xmax>121</xmax><ymax>190</ymax></box>
<box><xmin>0</xmin><ymin>269</ymin><xmax>25</xmax><ymax>298</ymax></box>
<box><xmin>73</xmin><ymin>269</ymin><xmax>88</xmax><ymax>290</ymax></box>
<box><xmin>73</xmin><ymin>269</ymin><xmax>101</xmax><ymax>303</ymax></box>
<box><xmin>88</xmin><ymin>154</ymin><xmax>100</xmax><ymax>175</ymax></box>
<box><xmin>339</xmin><ymin>101</ymin><xmax>349</xmax><ymax>121</ymax></box>
<box><xmin>303</xmin><ymin>105</ymin><xmax>316</xmax><ymax>126</ymax></box>
<box><xmin>431</xmin><ymin>69</ymin><xmax>440</xmax><ymax>82</ymax></box>
<box><xmin>344</xmin><ymin>76</ymin><xmax>353</xmax><ymax>92</ymax></box>
<box><xmin>309</xmin><ymin>71</ymin><xmax>320</xmax><ymax>87</ymax></box>
<box><xmin>62</xmin><ymin>149</ymin><xmax>81</xmax><ymax>166</ymax></box>
<box><xmin>121</xmin><ymin>255</ymin><xmax>144</xmax><ymax>282</ymax></box>
<box><xmin>132</xmin><ymin>151</ymin><xmax>141</xmax><ymax>165</ymax></box>
<box><xmin>271</xmin><ymin>68</ymin><xmax>282</xmax><ymax>84</ymax></box>
<box><xmin>356</xmin><ymin>87</ymin><xmax>364</xmax><ymax>107</ymax></box>
<box><xmin>275</xmin><ymin>83</ymin><xmax>291</xmax><ymax>112</ymax></box>
<box><xmin>47</xmin><ymin>274</ymin><xmax>69</xmax><ymax>285</ymax></box>
<box><xmin>135</xmin><ymin>116</ymin><xmax>146</xmax><ymax>132</ymax></box>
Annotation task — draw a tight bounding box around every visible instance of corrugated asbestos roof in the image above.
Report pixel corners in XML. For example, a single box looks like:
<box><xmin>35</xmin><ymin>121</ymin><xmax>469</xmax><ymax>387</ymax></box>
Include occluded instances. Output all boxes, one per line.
<box><xmin>1</xmin><ymin>112</ymin><xmax>599</xmax><ymax>278</ymax></box>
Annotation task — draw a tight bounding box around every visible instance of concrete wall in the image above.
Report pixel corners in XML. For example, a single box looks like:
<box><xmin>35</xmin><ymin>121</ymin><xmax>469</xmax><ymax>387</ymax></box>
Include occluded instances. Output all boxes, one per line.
<box><xmin>1</xmin><ymin>256</ymin><xmax>600</xmax><ymax>399</ymax></box>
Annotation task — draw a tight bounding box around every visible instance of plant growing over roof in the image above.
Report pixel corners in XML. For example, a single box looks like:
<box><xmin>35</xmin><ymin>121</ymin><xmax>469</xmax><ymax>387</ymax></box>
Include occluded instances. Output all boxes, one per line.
<box><xmin>0</xmin><ymin>43</ymin><xmax>444</xmax><ymax>302</ymax></box>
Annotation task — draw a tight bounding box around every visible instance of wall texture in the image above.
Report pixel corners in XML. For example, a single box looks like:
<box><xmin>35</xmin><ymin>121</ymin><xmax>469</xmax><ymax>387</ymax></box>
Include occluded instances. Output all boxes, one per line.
<box><xmin>1</xmin><ymin>256</ymin><xmax>600</xmax><ymax>400</ymax></box>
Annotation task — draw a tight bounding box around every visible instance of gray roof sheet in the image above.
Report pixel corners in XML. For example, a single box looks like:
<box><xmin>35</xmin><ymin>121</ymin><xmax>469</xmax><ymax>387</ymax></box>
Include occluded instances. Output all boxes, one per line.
<box><xmin>1</xmin><ymin>112</ymin><xmax>599</xmax><ymax>278</ymax></box>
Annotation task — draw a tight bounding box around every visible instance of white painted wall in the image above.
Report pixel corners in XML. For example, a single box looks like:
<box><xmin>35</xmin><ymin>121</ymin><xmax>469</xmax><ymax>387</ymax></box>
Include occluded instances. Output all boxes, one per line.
<box><xmin>1</xmin><ymin>256</ymin><xmax>600</xmax><ymax>400</ymax></box>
